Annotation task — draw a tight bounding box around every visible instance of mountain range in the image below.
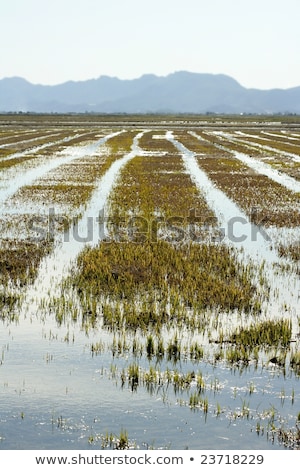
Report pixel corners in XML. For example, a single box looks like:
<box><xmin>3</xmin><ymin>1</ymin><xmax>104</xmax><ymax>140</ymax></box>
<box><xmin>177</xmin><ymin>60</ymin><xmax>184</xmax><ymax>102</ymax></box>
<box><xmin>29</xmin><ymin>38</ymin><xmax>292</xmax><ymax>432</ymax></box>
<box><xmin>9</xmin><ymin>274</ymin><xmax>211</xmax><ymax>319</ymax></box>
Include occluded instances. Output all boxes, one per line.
<box><xmin>0</xmin><ymin>71</ymin><xmax>299</xmax><ymax>114</ymax></box>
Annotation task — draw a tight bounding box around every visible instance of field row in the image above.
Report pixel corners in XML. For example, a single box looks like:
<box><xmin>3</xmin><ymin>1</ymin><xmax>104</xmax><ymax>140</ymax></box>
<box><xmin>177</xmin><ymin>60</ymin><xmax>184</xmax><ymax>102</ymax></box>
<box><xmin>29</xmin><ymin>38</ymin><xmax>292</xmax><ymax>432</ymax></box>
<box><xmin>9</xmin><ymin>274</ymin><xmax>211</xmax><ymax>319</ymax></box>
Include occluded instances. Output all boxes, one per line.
<box><xmin>1</xmin><ymin>117</ymin><xmax>300</xmax><ymax>450</ymax></box>
<box><xmin>1</xmin><ymin>125</ymin><xmax>299</xmax><ymax>303</ymax></box>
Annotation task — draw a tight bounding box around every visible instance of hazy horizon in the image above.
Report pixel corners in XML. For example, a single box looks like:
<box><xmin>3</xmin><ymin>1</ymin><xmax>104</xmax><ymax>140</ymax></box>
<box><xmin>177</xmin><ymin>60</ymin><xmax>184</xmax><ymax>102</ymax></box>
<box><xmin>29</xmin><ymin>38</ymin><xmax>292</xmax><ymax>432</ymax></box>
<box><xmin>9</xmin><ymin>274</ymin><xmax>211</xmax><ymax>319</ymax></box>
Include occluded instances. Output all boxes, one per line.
<box><xmin>1</xmin><ymin>71</ymin><xmax>299</xmax><ymax>92</ymax></box>
<box><xmin>1</xmin><ymin>0</ymin><xmax>299</xmax><ymax>91</ymax></box>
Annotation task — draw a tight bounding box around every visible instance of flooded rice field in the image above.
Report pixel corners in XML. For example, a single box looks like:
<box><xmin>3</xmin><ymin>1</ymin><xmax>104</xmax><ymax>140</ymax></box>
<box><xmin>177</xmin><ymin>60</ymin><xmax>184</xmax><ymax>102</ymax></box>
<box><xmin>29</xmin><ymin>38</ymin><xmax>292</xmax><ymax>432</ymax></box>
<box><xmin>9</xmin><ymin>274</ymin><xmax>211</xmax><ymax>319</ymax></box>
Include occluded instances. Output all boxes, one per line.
<box><xmin>0</xmin><ymin>114</ymin><xmax>300</xmax><ymax>450</ymax></box>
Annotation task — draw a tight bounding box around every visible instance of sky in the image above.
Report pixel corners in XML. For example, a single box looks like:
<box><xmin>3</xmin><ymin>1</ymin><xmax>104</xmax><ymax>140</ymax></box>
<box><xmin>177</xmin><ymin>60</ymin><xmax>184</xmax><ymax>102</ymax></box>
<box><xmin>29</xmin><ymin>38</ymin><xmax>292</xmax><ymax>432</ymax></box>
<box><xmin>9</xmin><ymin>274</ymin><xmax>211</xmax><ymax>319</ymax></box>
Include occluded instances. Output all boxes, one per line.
<box><xmin>1</xmin><ymin>0</ymin><xmax>299</xmax><ymax>90</ymax></box>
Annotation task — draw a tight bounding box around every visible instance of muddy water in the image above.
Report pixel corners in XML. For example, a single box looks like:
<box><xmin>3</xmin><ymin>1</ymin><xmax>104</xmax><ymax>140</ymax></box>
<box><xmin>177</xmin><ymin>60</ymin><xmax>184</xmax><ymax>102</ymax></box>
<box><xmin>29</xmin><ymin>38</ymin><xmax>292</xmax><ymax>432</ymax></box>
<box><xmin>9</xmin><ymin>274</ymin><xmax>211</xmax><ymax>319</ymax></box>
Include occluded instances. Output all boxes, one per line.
<box><xmin>0</xmin><ymin>129</ymin><xmax>299</xmax><ymax>450</ymax></box>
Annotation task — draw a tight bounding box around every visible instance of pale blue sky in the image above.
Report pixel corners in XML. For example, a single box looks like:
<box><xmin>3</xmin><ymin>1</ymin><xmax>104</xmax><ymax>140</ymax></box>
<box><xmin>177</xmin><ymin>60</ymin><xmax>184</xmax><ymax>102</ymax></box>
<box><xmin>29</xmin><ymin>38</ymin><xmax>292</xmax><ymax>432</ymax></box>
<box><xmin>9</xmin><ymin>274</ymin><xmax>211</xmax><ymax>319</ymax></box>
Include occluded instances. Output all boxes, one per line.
<box><xmin>1</xmin><ymin>0</ymin><xmax>299</xmax><ymax>89</ymax></box>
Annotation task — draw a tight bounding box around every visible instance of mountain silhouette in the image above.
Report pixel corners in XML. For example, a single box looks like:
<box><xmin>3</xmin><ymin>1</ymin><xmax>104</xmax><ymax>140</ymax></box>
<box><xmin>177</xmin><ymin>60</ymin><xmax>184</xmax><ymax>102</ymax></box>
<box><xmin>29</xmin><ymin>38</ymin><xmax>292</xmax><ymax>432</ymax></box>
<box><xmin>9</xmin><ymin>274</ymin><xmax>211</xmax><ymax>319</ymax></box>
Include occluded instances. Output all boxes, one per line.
<box><xmin>0</xmin><ymin>71</ymin><xmax>299</xmax><ymax>114</ymax></box>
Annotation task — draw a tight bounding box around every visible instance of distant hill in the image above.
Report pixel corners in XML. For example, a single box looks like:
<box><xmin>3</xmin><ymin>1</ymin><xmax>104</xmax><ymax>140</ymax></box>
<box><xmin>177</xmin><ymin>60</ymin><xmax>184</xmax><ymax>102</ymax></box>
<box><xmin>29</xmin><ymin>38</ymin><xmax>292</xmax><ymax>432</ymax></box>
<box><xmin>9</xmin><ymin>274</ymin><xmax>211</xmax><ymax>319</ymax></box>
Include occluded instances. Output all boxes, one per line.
<box><xmin>0</xmin><ymin>71</ymin><xmax>299</xmax><ymax>114</ymax></box>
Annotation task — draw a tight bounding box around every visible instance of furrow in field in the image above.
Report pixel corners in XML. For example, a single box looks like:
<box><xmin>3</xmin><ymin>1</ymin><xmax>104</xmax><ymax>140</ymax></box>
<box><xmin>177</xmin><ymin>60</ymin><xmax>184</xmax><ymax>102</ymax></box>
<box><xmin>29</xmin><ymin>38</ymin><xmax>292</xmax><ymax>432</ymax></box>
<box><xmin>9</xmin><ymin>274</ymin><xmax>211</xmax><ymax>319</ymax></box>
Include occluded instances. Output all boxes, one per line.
<box><xmin>5</xmin><ymin>130</ymin><xmax>137</xmax><ymax>215</ymax></box>
<box><xmin>0</xmin><ymin>133</ymin><xmax>85</xmax><ymax>163</ymax></box>
<box><xmin>174</xmin><ymin>131</ymin><xmax>300</xmax><ymax>228</ymax></box>
<box><xmin>205</xmin><ymin>131</ymin><xmax>300</xmax><ymax>190</ymax></box>
<box><xmin>203</xmin><ymin>130</ymin><xmax>300</xmax><ymax>182</ymax></box>
<box><xmin>62</xmin><ymin>129</ymin><xmax>268</xmax><ymax>335</ymax></box>
<box><xmin>236</xmin><ymin>130</ymin><xmax>300</xmax><ymax>149</ymax></box>
<box><xmin>0</xmin><ymin>128</ymin><xmax>78</xmax><ymax>157</ymax></box>
<box><xmin>0</xmin><ymin>130</ymin><xmax>63</xmax><ymax>149</ymax></box>
<box><xmin>21</xmin><ymin>131</ymin><xmax>144</xmax><ymax>307</ymax></box>
<box><xmin>193</xmin><ymin>130</ymin><xmax>300</xmax><ymax>263</ymax></box>
<box><xmin>0</xmin><ymin>131</ymin><xmax>139</xmax><ymax>301</ymax></box>
<box><xmin>0</xmin><ymin>129</ymin><xmax>107</xmax><ymax>166</ymax></box>
<box><xmin>106</xmin><ymin>130</ymin><xmax>217</xmax><ymax>239</ymax></box>
<box><xmin>0</xmin><ymin>128</ymin><xmax>39</xmax><ymax>146</ymax></box>
<box><xmin>167</xmin><ymin>131</ymin><xmax>277</xmax><ymax>260</ymax></box>
<box><xmin>166</xmin><ymin>131</ymin><xmax>300</xmax><ymax>332</ymax></box>
<box><xmin>0</xmin><ymin>130</ymin><xmax>133</xmax><ymax>307</ymax></box>
<box><xmin>198</xmin><ymin>130</ymin><xmax>300</xmax><ymax>185</ymax></box>
<box><xmin>214</xmin><ymin>130</ymin><xmax>300</xmax><ymax>163</ymax></box>
<box><xmin>260</xmin><ymin>130</ymin><xmax>300</xmax><ymax>144</ymax></box>
<box><xmin>287</xmin><ymin>132</ymin><xmax>300</xmax><ymax>139</ymax></box>
<box><xmin>0</xmin><ymin>130</ymin><xmax>124</xmax><ymax>214</ymax></box>
<box><xmin>0</xmin><ymin>127</ymin><xmax>35</xmax><ymax>136</ymax></box>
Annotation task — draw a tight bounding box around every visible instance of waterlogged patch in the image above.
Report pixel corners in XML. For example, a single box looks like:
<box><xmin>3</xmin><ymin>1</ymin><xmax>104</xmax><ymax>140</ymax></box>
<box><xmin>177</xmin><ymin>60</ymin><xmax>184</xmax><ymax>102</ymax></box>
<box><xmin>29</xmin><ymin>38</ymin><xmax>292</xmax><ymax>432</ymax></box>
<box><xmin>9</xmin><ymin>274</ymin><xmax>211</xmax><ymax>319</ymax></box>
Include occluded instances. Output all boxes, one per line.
<box><xmin>0</xmin><ymin>115</ymin><xmax>300</xmax><ymax>451</ymax></box>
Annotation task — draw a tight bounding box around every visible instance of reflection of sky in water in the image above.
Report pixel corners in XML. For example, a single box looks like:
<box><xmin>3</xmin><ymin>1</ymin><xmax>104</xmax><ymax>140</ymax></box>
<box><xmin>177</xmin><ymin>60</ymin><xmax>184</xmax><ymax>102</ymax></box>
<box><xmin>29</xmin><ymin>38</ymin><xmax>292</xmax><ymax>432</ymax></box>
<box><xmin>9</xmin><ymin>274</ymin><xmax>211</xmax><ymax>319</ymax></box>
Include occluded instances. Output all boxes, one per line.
<box><xmin>0</xmin><ymin>131</ymin><xmax>123</xmax><ymax>213</ymax></box>
<box><xmin>168</xmin><ymin>132</ymin><xmax>278</xmax><ymax>263</ymax></box>
<box><xmin>1</xmin><ymin>305</ymin><xmax>298</xmax><ymax>450</ymax></box>
<box><xmin>1</xmin><ymin>129</ymin><xmax>300</xmax><ymax>450</ymax></box>
<box><xmin>168</xmin><ymin>132</ymin><xmax>300</xmax><ymax>333</ymax></box>
<box><xmin>215</xmin><ymin>130</ymin><xmax>300</xmax><ymax>164</ymax></box>
<box><xmin>23</xmin><ymin>132</ymin><xmax>143</xmax><ymax>304</ymax></box>
<box><xmin>2</xmin><ymin>327</ymin><xmax>299</xmax><ymax>446</ymax></box>
<box><xmin>0</xmin><ymin>132</ymin><xmax>77</xmax><ymax>159</ymax></box>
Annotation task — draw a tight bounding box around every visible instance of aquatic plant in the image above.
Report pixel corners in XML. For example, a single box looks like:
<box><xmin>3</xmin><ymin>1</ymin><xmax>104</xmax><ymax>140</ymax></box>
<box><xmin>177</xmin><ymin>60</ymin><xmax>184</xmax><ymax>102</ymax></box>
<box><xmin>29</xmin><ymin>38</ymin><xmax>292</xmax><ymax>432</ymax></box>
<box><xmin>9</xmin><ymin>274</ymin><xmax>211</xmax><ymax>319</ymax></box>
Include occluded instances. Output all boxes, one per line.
<box><xmin>226</xmin><ymin>319</ymin><xmax>292</xmax><ymax>348</ymax></box>
<box><xmin>277</xmin><ymin>242</ymin><xmax>300</xmax><ymax>261</ymax></box>
<box><xmin>99</xmin><ymin>429</ymin><xmax>135</xmax><ymax>449</ymax></box>
<box><xmin>0</xmin><ymin>240</ymin><xmax>52</xmax><ymax>288</ymax></box>
<box><xmin>2</xmin><ymin>114</ymin><xmax>300</xmax><ymax>451</ymax></box>
<box><xmin>290</xmin><ymin>350</ymin><xmax>300</xmax><ymax>374</ymax></box>
<box><xmin>71</xmin><ymin>239</ymin><xmax>263</xmax><ymax>333</ymax></box>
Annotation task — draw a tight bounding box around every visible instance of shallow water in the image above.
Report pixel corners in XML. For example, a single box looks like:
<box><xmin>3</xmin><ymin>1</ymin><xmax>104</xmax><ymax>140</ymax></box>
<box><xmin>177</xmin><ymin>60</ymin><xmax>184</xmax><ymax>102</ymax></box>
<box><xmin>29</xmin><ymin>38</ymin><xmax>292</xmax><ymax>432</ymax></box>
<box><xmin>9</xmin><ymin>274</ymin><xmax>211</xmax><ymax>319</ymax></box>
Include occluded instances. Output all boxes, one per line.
<box><xmin>0</xmin><ymin>133</ymin><xmax>81</xmax><ymax>160</ymax></box>
<box><xmin>0</xmin><ymin>126</ymin><xmax>300</xmax><ymax>450</ymax></box>
<box><xmin>168</xmin><ymin>132</ymin><xmax>300</xmax><ymax>334</ymax></box>
<box><xmin>0</xmin><ymin>131</ymin><xmax>123</xmax><ymax>212</ymax></box>
<box><xmin>193</xmin><ymin>131</ymin><xmax>300</xmax><ymax>192</ymax></box>
<box><xmin>21</xmin><ymin>132</ymin><xmax>144</xmax><ymax>304</ymax></box>
<box><xmin>1</xmin><ymin>309</ymin><xmax>299</xmax><ymax>450</ymax></box>
<box><xmin>216</xmin><ymin>130</ymin><xmax>300</xmax><ymax>163</ymax></box>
